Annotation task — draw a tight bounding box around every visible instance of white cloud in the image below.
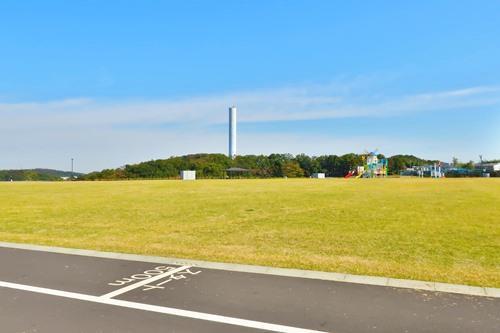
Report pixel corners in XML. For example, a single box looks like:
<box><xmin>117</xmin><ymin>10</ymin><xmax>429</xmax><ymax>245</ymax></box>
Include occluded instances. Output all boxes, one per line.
<box><xmin>1</xmin><ymin>84</ymin><xmax>499</xmax><ymax>129</ymax></box>
<box><xmin>1</xmin><ymin>83</ymin><xmax>499</xmax><ymax>171</ymax></box>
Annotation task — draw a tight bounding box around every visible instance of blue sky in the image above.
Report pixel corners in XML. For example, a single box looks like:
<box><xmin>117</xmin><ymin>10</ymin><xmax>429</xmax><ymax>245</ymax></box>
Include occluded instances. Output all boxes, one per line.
<box><xmin>1</xmin><ymin>1</ymin><xmax>499</xmax><ymax>172</ymax></box>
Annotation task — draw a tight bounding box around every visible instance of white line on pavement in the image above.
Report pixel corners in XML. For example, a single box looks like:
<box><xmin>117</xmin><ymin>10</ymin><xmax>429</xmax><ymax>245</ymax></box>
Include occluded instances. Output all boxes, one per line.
<box><xmin>101</xmin><ymin>265</ymin><xmax>192</xmax><ymax>299</ymax></box>
<box><xmin>0</xmin><ymin>280</ymin><xmax>327</xmax><ymax>333</ymax></box>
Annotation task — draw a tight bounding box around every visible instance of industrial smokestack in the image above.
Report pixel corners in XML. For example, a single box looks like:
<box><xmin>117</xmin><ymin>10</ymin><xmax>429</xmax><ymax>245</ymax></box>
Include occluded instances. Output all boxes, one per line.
<box><xmin>229</xmin><ymin>106</ymin><xmax>237</xmax><ymax>159</ymax></box>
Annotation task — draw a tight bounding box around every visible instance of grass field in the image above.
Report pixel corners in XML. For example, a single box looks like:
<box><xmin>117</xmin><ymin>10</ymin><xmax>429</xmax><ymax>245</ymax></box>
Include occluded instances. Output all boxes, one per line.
<box><xmin>1</xmin><ymin>178</ymin><xmax>499</xmax><ymax>287</ymax></box>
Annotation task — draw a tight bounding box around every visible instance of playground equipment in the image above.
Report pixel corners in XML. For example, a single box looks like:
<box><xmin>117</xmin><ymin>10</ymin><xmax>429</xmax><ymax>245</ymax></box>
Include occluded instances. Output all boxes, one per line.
<box><xmin>403</xmin><ymin>163</ymin><xmax>445</xmax><ymax>178</ymax></box>
<box><xmin>430</xmin><ymin>163</ymin><xmax>444</xmax><ymax>178</ymax></box>
<box><xmin>364</xmin><ymin>152</ymin><xmax>388</xmax><ymax>178</ymax></box>
<box><xmin>355</xmin><ymin>168</ymin><xmax>364</xmax><ymax>178</ymax></box>
<box><xmin>345</xmin><ymin>151</ymin><xmax>388</xmax><ymax>178</ymax></box>
<box><xmin>344</xmin><ymin>170</ymin><xmax>355</xmax><ymax>179</ymax></box>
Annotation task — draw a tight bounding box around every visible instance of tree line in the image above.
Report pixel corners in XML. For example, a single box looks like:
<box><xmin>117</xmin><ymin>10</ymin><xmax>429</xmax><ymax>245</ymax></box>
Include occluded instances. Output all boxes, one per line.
<box><xmin>81</xmin><ymin>153</ymin><xmax>439</xmax><ymax>180</ymax></box>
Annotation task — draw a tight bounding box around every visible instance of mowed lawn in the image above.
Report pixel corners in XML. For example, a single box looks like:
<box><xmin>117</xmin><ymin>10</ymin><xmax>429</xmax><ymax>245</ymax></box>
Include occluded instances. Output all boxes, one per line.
<box><xmin>0</xmin><ymin>178</ymin><xmax>499</xmax><ymax>287</ymax></box>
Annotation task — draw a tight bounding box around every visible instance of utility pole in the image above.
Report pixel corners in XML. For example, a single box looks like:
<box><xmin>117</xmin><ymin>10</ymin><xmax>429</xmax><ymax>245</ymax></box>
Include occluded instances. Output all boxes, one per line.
<box><xmin>71</xmin><ymin>158</ymin><xmax>74</xmax><ymax>180</ymax></box>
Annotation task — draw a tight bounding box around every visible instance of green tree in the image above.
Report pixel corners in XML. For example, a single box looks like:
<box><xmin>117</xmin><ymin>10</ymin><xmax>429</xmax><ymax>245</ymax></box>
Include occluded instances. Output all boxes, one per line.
<box><xmin>268</xmin><ymin>154</ymin><xmax>293</xmax><ymax>177</ymax></box>
<box><xmin>281</xmin><ymin>161</ymin><xmax>304</xmax><ymax>178</ymax></box>
<box><xmin>317</xmin><ymin>155</ymin><xmax>340</xmax><ymax>176</ymax></box>
<box><xmin>338</xmin><ymin>153</ymin><xmax>363</xmax><ymax>177</ymax></box>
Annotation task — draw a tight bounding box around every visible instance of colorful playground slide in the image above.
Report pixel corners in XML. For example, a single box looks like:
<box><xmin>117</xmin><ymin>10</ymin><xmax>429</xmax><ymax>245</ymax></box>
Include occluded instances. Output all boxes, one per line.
<box><xmin>344</xmin><ymin>171</ymin><xmax>355</xmax><ymax>178</ymax></box>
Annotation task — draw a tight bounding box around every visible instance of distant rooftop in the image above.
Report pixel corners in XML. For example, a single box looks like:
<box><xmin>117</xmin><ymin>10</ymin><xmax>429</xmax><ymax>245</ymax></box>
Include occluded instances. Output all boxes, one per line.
<box><xmin>226</xmin><ymin>167</ymin><xmax>249</xmax><ymax>172</ymax></box>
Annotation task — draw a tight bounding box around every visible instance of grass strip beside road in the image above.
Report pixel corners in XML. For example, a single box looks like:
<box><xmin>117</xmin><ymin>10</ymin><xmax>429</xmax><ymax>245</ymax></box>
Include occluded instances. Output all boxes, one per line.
<box><xmin>1</xmin><ymin>178</ymin><xmax>499</xmax><ymax>287</ymax></box>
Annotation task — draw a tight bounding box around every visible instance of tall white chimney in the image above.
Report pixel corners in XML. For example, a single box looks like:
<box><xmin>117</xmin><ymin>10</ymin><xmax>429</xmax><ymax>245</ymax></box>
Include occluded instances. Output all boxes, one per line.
<box><xmin>229</xmin><ymin>106</ymin><xmax>237</xmax><ymax>159</ymax></box>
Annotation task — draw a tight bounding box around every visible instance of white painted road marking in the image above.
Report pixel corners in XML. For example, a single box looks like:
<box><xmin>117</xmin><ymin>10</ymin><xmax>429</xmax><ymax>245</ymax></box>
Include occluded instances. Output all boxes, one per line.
<box><xmin>143</xmin><ymin>267</ymin><xmax>202</xmax><ymax>291</ymax></box>
<box><xmin>108</xmin><ymin>265</ymin><xmax>178</xmax><ymax>286</ymax></box>
<box><xmin>101</xmin><ymin>265</ymin><xmax>192</xmax><ymax>299</ymax></box>
<box><xmin>0</xmin><ymin>280</ymin><xmax>327</xmax><ymax>333</ymax></box>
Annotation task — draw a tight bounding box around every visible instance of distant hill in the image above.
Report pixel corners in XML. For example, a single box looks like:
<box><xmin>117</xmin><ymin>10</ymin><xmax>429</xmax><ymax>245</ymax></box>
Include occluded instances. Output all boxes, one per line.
<box><xmin>386</xmin><ymin>154</ymin><xmax>439</xmax><ymax>172</ymax></box>
<box><xmin>0</xmin><ymin>169</ymin><xmax>84</xmax><ymax>181</ymax></box>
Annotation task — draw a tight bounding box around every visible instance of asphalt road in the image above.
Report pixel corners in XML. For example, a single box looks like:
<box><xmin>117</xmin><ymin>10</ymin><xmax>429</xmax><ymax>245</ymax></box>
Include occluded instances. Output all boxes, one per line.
<box><xmin>0</xmin><ymin>246</ymin><xmax>498</xmax><ymax>333</ymax></box>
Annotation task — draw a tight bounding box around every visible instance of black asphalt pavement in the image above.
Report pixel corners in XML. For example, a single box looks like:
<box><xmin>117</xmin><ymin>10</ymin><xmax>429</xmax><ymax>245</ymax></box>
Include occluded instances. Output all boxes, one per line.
<box><xmin>0</xmin><ymin>246</ymin><xmax>498</xmax><ymax>333</ymax></box>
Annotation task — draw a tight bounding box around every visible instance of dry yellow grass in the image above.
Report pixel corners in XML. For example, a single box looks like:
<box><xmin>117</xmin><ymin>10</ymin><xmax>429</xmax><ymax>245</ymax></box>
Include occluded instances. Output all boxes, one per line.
<box><xmin>0</xmin><ymin>178</ymin><xmax>499</xmax><ymax>287</ymax></box>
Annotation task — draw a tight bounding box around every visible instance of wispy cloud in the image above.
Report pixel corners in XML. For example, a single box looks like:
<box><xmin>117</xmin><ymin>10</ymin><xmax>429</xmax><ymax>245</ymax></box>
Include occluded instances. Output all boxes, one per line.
<box><xmin>1</xmin><ymin>82</ymin><xmax>499</xmax><ymax>171</ymax></box>
<box><xmin>1</xmin><ymin>84</ymin><xmax>499</xmax><ymax>130</ymax></box>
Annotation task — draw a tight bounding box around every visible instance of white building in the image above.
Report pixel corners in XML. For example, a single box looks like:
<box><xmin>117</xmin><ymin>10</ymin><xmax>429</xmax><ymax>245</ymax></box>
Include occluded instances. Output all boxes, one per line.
<box><xmin>476</xmin><ymin>163</ymin><xmax>500</xmax><ymax>172</ymax></box>
<box><xmin>311</xmin><ymin>173</ymin><xmax>326</xmax><ymax>179</ymax></box>
<box><xmin>180</xmin><ymin>170</ymin><xmax>196</xmax><ymax>180</ymax></box>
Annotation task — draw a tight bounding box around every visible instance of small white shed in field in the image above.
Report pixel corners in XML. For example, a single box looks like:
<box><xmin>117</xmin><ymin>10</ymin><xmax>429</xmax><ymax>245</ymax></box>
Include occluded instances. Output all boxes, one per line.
<box><xmin>180</xmin><ymin>170</ymin><xmax>196</xmax><ymax>180</ymax></box>
<box><xmin>311</xmin><ymin>173</ymin><xmax>326</xmax><ymax>179</ymax></box>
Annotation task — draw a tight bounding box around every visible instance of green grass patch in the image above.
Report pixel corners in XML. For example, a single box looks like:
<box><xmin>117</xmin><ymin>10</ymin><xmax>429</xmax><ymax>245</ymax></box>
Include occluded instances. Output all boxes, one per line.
<box><xmin>1</xmin><ymin>178</ymin><xmax>499</xmax><ymax>287</ymax></box>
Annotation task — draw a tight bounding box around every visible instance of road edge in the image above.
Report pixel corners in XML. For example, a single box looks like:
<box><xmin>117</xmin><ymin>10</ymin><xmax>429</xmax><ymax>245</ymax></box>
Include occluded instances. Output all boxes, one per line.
<box><xmin>0</xmin><ymin>241</ymin><xmax>498</xmax><ymax>298</ymax></box>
